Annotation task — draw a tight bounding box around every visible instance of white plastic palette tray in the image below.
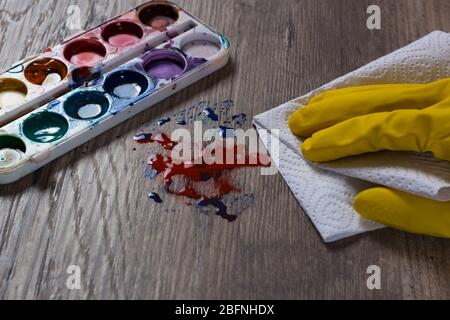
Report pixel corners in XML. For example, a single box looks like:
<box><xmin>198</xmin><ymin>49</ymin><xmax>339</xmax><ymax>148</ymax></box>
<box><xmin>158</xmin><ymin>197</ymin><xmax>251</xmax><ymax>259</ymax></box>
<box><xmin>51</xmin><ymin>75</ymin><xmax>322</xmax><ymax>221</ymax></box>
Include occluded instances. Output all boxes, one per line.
<box><xmin>0</xmin><ymin>1</ymin><xmax>206</xmax><ymax>126</ymax></box>
<box><xmin>0</xmin><ymin>1</ymin><xmax>230</xmax><ymax>184</ymax></box>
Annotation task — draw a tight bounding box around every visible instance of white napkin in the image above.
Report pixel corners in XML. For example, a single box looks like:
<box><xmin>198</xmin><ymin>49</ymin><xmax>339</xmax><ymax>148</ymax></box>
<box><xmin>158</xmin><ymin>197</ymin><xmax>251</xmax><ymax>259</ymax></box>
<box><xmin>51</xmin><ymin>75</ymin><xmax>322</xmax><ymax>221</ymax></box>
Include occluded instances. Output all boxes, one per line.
<box><xmin>253</xmin><ymin>31</ymin><xmax>450</xmax><ymax>242</ymax></box>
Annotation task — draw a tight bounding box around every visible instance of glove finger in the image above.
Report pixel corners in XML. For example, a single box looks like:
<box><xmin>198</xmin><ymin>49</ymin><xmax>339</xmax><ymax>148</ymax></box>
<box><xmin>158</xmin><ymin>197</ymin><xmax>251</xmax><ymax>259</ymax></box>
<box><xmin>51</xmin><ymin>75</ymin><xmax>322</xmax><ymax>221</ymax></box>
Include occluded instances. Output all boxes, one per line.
<box><xmin>289</xmin><ymin>78</ymin><xmax>449</xmax><ymax>138</ymax></box>
<box><xmin>301</xmin><ymin>104</ymin><xmax>450</xmax><ymax>163</ymax></box>
<box><xmin>308</xmin><ymin>83</ymin><xmax>419</xmax><ymax>104</ymax></box>
<box><xmin>354</xmin><ymin>187</ymin><xmax>450</xmax><ymax>238</ymax></box>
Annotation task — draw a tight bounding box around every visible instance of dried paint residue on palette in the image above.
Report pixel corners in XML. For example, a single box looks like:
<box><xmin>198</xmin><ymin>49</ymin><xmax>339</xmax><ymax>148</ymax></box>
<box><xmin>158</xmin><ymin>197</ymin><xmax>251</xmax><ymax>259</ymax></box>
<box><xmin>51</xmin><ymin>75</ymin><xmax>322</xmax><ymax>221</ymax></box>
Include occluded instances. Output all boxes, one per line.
<box><xmin>0</xmin><ymin>0</ymin><xmax>229</xmax><ymax>127</ymax></box>
<box><xmin>134</xmin><ymin>100</ymin><xmax>270</xmax><ymax>221</ymax></box>
<box><xmin>0</xmin><ymin>1</ymin><xmax>231</xmax><ymax>185</ymax></box>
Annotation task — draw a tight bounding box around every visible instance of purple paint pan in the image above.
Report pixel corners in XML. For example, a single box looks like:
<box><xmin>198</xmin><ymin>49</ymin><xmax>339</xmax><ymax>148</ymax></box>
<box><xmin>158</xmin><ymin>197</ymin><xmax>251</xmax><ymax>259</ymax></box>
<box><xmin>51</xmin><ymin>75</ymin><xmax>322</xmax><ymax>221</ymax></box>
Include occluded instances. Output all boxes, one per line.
<box><xmin>142</xmin><ymin>49</ymin><xmax>187</xmax><ymax>79</ymax></box>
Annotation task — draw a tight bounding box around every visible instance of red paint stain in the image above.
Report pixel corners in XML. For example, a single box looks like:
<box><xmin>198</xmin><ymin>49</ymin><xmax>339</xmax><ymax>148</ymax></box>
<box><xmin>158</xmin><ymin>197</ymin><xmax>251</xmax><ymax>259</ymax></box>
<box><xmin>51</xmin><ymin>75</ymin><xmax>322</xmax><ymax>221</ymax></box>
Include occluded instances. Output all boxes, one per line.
<box><xmin>135</xmin><ymin>132</ymin><xmax>271</xmax><ymax>221</ymax></box>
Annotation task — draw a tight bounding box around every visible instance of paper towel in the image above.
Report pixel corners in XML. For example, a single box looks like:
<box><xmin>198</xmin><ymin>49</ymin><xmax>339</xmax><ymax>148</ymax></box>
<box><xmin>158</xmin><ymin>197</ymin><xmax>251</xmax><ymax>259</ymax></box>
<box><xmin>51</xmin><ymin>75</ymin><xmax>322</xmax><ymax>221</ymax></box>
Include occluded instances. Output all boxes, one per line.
<box><xmin>253</xmin><ymin>31</ymin><xmax>450</xmax><ymax>242</ymax></box>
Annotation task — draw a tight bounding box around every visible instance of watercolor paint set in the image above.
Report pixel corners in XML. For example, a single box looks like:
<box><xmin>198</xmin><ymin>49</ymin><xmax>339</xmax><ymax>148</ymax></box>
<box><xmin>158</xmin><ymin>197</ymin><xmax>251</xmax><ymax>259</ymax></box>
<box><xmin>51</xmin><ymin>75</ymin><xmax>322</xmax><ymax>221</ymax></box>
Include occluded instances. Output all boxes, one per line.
<box><xmin>0</xmin><ymin>1</ymin><xmax>230</xmax><ymax>184</ymax></box>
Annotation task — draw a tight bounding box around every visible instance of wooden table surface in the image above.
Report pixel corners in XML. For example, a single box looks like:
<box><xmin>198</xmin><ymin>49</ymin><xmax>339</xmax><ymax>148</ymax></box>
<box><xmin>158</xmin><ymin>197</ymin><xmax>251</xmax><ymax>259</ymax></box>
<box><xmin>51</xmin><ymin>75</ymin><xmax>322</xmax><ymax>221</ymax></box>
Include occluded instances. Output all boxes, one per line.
<box><xmin>0</xmin><ymin>0</ymin><xmax>449</xmax><ymax>300</ymax></box>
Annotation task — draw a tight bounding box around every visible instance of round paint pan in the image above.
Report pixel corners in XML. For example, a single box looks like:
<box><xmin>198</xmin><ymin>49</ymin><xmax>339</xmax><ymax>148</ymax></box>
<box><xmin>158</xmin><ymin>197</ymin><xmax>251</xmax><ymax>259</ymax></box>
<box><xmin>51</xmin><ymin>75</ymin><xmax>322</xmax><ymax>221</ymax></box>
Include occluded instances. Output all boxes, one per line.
<box><xmin>101</xmin><ymin>21</ymin><xmax>144</xmax><ymax>47</ymax></box>
<box><xmin>24</xmin><ymin>58</ymin><xmax>68</xmax><ymax>86</ymax></box>
<box><xmin>63</xmin><ymin>38</ymin><xmax>108</xmax><ymax>67</ymax></box>
<box><xmin>0</xmin><ymin>134</ymin><xmax>27</xmax><ymax>169</ymax></box>
<box><xmin>0</xmin><ymin>78</ymin><xmax>28</xmax><ymax>110</ymax></box>
<box><xmin>138</xmin><ymin>2</ymin><xmax>179</xmax><ymax>30</ymax></box>
<box><xmin>103</xmin><ymin>70</ymin><xmax>151</xmax><ymax>99</ymax></box>
<box><xmin>142</xmin><ymin>49</ymin><xmax>187</xmax><ymax>80</ymax></box>
<box><xmin>63</xmin><ymin>91</ymin><xmax>110</xmax><ymax>120</ymax></box>
<box><xmin>22</xmin><ymin>111</ymin><xmax>69</xmax><ymax>143</ymax></box>
<box><xmin>180</xmin><ymin>33</ymin><xmax>221</xmax><ymax>59</ymax></box>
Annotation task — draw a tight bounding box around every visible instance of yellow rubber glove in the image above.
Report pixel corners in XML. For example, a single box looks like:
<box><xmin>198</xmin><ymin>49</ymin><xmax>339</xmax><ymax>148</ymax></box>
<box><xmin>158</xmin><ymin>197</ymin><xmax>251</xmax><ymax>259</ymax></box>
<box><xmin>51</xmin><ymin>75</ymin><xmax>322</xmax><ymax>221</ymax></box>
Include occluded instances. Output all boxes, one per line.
<box><xmin>288</xmin><ymin>78</ymin><xmax>450</xmax><ymax>238</ymax></box>
<box><xmin>354</xmin><ymin>188</ymin><xmax>450</xmax><ymax>238</ymax></box>
<box><xmin>289</xmin><ymin>78</ymin><xmax>450</xmax><ymax>162</ymax></box>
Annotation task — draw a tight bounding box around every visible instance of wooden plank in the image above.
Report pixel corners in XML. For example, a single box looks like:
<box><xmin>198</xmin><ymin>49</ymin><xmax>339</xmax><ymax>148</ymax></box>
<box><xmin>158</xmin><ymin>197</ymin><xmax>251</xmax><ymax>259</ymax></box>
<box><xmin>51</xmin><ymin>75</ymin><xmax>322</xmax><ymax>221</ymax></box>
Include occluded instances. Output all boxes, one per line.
<box><xmin>0</xmin><ymin>0</ymin><xmax>449</xmax><ymax>299</ymax></box>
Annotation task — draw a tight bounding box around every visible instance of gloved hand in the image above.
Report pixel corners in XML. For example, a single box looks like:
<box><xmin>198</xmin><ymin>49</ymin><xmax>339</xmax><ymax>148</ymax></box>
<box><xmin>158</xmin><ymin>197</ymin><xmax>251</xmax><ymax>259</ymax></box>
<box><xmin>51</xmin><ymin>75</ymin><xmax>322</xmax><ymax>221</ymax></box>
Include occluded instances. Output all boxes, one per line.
<box><xmin>288</xmin><ymin>78</ymin><xmax>450</xmax><ymax>238</ymax></box>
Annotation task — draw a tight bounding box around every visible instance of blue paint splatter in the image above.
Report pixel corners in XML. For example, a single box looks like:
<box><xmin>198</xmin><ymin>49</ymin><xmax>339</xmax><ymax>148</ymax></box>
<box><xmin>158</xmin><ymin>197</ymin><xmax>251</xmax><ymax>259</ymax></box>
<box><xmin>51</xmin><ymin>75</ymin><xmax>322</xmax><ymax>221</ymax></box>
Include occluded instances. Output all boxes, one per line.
<box><xmin>220</xmin><ymin>99</ymin><xmax>234</xmax><ymax>110</ymax></box>
<box><xmin>134</xmin><ymin>133</ymin><xmax>152</xmax><ymax>143</ymax></box>
<box><xmin>144</xmin><ymin>165</ymin><xmax>159</xmax><ymax>180</ymax></box>
<box><xmin>198</xmin><ymin>198</ymin><xmax>237</xmax><ymax>222</ymax></box>
<box><xmin>158</xmin><ymin>117</ymin><xmax>171</xmax><ymax>126</ymax></box>
<box><xmin>176</xmin><ymin>120</ymin><xmax>187</xmax><ymax>126</ymax></box>
<box><xmin>148</xmin><ymin>192</ymin><xmax>163</xmax><ymax>203</ymax></box>
<box><xmin>203</xmin><ymin>107</ymin><xmax>219</xmax><ymax>121</ymax></box>
<box><xmin>218</xmin><ymin>126</ymin><xmax>234</xmax><ymax>138</ymax></box>
<box><xmin>47</xmin><ymin>100</ymin><xmax>61</xmax><ymax>111</ymax></box>
<box><xmin>232</xmin><ymin>113</ymin><xmax>247</xmax><ymax>126</ymax></box>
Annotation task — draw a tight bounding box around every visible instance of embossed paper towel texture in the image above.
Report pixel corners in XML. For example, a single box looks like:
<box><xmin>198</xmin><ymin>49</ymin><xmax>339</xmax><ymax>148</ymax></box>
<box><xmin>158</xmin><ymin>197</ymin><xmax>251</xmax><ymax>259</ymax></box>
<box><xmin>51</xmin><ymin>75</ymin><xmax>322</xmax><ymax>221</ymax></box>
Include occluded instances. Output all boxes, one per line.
<box><xmin>254</xmin><ymin>31</ymin><xmax>450</xmax><ymax>242</ymax></box>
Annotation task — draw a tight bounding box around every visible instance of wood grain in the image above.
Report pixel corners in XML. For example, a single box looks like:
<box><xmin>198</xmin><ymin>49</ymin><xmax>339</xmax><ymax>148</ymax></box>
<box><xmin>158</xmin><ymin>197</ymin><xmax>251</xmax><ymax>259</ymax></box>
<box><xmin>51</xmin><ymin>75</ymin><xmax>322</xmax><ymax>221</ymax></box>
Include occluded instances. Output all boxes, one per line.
<box><xmin>0</xmin><ymin>0</ymin><xmax>449</xmax><ymax>300</ymax></box>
